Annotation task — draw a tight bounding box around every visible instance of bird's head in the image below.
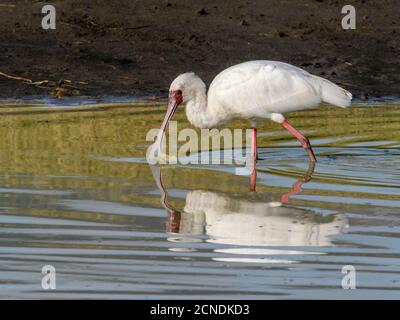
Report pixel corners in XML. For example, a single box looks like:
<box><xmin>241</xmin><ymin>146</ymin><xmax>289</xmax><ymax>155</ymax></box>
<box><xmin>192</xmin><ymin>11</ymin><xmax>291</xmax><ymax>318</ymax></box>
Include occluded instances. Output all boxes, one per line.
<box><xmin>169</xmin><ymin>72</ymin><xmax>205</xmax><ymax>104</ymax></box>
<box><xmin>157</xmin><ymin>73</ymin><xmax>205</xmax><ymax>140</ymax></box>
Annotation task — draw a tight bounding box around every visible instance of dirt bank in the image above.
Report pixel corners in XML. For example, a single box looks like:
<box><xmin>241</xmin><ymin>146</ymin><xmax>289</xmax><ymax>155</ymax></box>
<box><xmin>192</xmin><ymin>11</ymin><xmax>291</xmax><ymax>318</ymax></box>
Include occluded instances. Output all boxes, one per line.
<box><xmin>0</xmin><ymin>0</ymin><xmax>399</xmax><ymax>99</ymax></box>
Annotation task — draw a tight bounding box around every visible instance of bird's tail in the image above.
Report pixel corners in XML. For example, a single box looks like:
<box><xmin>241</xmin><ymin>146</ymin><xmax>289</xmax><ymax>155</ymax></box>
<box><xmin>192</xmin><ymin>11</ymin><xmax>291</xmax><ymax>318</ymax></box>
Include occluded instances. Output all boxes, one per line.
<box><xmin>318</xmin><ymin>77</ymin><xmax>352</xmax><ymax>108</ymax></box>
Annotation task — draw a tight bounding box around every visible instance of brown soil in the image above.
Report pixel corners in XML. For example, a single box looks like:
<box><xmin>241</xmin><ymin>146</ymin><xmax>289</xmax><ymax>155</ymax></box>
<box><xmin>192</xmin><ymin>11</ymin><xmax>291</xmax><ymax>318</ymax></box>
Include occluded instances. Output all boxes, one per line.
<box><xmin>0</xmin><ymin>0</ymin><xmax>399</xmax><ymax>99</ymax></box>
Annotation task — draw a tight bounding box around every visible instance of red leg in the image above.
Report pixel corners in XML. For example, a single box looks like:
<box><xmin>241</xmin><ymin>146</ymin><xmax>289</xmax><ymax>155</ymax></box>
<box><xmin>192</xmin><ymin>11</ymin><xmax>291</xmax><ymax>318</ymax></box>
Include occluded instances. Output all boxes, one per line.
<box><xmin>251</xmin><ymin>128</ymin><xmax>257</xmax><ymax>158</ymax></box>
<box><xmin>281</xmin><ymin>120</ymin><xmax>317</xmax><ymax>162</ymax></box>
<box><xmin>280</xmin><ymin>161</ymin><xmax>316</xmax><ymax>204</ymax></box>
<box><xmin>280</xmin><ymin>180</ymin><xmax>304</xmax><ymax>204</ymax></box>
<box><xmin>250</xmin><ymin>168</ymin><xmax>257</xmax><ymax>192</ymax></box>
<box><xmin>249</xmin><ymin>128</ymin><xmax>257</xmax><ymax>192</ymax></box>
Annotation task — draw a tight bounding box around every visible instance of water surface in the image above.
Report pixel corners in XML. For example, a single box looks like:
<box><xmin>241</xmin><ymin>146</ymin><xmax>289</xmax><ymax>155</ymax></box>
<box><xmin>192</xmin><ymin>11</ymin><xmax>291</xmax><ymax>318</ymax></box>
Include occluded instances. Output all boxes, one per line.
<box><xmin>0</xmin><ymin>99</ymin><xmax>399</xmax><ymax>299</ymax></box>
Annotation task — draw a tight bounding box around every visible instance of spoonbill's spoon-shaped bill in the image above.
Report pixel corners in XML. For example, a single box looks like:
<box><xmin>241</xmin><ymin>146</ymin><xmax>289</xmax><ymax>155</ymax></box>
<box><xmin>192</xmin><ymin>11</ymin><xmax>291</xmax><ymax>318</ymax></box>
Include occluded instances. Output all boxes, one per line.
<box><xmin>150</xmin><ymin>90</ymin><xmax>182</xmax><ymax>159</ymax></box>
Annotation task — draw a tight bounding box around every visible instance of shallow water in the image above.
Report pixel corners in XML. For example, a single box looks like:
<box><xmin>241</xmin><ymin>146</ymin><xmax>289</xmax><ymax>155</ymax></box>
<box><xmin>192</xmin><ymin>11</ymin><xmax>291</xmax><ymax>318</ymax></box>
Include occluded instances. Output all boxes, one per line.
<box><xmin>0</xmin><ymin>99</ymin><xmax>400</xmax><ymax>299</ymax></box>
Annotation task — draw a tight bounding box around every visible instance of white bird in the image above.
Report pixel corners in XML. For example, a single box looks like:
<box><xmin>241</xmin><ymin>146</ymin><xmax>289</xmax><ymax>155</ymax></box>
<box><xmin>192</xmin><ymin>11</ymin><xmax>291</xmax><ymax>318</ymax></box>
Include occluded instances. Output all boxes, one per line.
<box><xmin>155</xmin><ymin>60</ymin><xmax>352</xmax><ymax>163</ymax></box>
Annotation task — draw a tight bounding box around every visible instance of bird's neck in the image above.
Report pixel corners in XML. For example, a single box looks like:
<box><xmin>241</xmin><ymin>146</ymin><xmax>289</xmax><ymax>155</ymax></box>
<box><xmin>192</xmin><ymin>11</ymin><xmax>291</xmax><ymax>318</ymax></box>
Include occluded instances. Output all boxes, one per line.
<box><xmin>185</xmin><ymin>88</ymin><xmax>219</xmax><ymax>129</ymax></box>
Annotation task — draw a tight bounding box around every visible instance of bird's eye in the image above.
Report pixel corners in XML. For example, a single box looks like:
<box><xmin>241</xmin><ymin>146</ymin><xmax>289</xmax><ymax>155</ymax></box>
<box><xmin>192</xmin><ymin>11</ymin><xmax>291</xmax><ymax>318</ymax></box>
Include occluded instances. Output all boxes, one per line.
<box><xmin>176</xmin><ymin>90</ymin><xmax>182</xmax><ymax>95</ymax></box>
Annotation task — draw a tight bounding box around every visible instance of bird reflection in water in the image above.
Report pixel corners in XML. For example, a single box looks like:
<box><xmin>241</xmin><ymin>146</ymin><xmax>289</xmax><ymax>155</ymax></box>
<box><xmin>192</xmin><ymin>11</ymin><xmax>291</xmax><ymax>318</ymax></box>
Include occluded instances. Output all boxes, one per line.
<box><xmin>150</xmin><ymin>162</ymin><xmax>348</xmax><ymax>261</ymax></box>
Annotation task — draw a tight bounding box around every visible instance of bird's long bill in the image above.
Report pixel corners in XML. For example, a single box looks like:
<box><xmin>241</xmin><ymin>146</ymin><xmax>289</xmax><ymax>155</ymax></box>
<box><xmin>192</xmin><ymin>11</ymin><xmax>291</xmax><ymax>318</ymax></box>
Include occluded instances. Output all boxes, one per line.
<box><xmin>152</xmin><ymin>96</ymin><xmax>179</xmax><ymax>156</ymax></box>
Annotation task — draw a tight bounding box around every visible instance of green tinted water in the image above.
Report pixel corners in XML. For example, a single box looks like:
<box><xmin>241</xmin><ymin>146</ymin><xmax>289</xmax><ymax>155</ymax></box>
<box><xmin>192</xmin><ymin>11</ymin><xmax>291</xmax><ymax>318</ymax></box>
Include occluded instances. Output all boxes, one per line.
<box><xmin>0</xmin><ymin>100</ymin><xmax>399</xmax><ymax>298</ymax></box>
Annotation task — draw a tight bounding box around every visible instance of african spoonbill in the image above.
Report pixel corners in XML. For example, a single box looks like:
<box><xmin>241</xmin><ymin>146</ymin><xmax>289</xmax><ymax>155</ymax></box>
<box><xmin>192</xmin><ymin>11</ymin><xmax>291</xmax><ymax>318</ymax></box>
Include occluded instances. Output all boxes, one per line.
<box><xmin>154</xmin><ymin>60</ymin><xmax>352</xmax><ymax>163</ymax></box>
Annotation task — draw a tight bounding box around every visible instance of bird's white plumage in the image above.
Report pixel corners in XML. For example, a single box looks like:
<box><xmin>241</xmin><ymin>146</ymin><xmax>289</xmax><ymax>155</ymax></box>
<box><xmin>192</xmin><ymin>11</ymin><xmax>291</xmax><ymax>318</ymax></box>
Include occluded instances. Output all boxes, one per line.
<box><xmin>171</xmin><ymin>60</ymin><xmax>352</xmax><ymax>129</ymax></box>
<box><xmin>209</xmin><ymin>60</ymin><xmax>348</xmax><ymax>117</ymax></box>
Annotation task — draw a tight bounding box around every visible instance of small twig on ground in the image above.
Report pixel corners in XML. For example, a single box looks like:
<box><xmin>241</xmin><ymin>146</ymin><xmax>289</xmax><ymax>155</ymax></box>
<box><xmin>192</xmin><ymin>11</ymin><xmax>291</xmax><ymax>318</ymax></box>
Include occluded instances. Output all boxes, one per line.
<box><xmin>0</xmin><ymin>71</ymin><xmax>32</xmax><ymax>84</ymax></box>
<box><xmin>0</xmin><ymin>70</ymin><xmax>86</xmax><ymax>99</ymax></box>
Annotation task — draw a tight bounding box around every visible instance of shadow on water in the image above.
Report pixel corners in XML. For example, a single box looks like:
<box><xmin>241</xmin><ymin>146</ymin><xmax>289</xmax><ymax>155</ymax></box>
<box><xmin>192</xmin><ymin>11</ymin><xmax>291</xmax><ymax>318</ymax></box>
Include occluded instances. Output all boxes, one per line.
<box><xmin>0</xmin><ymin>100</ymin><xmax>400</xmax><ymax>298</ymax></box>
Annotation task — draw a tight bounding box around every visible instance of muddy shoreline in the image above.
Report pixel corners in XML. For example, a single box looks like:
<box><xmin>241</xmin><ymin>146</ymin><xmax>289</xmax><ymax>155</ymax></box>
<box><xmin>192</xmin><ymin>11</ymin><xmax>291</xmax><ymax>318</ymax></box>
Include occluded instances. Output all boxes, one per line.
<box><xmin>1</xmin><ymin>0</ymin><xmax>399</xmax><ymax>99</ymax></box>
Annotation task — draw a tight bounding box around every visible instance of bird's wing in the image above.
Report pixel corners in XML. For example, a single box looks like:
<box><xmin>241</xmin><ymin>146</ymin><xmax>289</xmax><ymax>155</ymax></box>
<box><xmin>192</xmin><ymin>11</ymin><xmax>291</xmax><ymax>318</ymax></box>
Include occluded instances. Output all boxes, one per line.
<box><xmin>209</xmin><ymin>61</ymin><xmax>323</xmax><ymax>117</ymax></box>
